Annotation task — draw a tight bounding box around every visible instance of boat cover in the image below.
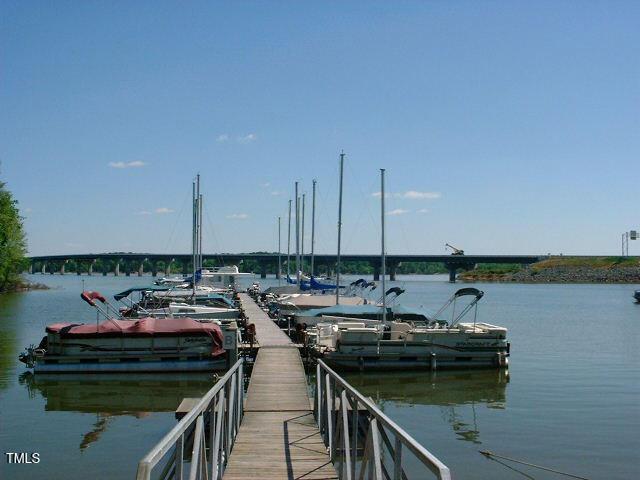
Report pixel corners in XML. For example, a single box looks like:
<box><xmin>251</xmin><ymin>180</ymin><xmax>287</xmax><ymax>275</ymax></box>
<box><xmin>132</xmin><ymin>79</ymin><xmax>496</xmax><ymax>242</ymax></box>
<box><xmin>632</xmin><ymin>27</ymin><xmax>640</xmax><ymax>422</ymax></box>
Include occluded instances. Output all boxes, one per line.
<box><xmin>114</xmin><ymin>286</ymin><xmax>170</xmax><ymax>300</ymax></box>
<box><xmin>299</xmin><ymin>304</ymin><xmax>431</xmax><ymax>319</ymax></box>
<box><xmin>46</xmin><ymin>318</ymin><xmax>224</xmax><ymax>354</ymax></box>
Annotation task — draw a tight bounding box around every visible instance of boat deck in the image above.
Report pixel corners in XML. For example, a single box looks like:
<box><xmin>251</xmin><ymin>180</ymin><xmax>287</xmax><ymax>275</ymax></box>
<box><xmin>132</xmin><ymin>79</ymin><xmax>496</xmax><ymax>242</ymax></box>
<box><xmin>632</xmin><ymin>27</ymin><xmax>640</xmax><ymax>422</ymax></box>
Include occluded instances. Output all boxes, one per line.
<box><xmin>223</xmin><ymin>295</ymin><xmax>336</xmax><ymax>479</ymax></box>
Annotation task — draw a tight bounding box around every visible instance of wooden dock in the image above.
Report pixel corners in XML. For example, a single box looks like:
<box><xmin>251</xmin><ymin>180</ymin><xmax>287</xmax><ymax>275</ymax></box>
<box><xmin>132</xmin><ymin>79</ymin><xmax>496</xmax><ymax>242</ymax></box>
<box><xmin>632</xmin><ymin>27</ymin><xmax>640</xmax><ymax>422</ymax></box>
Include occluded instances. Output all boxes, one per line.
<box><xmin>223</xmin><ymin>294</ymin><xmax>336</xmax><ymax>480</ymax></box>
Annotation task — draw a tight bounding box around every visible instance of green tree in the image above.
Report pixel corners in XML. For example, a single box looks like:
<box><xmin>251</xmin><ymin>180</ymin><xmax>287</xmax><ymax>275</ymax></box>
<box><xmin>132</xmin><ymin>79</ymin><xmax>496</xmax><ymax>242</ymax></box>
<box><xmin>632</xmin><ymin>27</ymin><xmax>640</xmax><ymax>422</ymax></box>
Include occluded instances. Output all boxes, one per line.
<box><xmin>0</xmin><ymin>178</ymin><xmax>27</xmax><ymax>292</ymax></box>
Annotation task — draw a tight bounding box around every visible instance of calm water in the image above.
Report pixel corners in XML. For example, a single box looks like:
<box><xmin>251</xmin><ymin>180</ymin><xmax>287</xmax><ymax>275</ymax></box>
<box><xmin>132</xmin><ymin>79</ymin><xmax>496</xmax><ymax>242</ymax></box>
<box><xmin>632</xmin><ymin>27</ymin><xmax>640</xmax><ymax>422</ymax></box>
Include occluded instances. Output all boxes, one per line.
<box><xmin>1</xmin><ymin>274</ymin><xmax>639</xmax><ymax>479</ymax></box>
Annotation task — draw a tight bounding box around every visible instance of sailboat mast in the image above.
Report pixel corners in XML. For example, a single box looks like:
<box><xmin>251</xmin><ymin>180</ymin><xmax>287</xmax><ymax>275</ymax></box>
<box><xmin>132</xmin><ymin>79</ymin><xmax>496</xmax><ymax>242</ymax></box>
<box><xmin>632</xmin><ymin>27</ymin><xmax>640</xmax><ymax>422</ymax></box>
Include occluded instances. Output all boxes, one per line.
<box><xmin>198</xmin><ymin>193</ymin><xmax>203</xmax><ymax>271</ymax></box>
<box><xmin>336</xmin><ymin>152</ymin><xmax>345</xmax><ymax>305</ymax></box>
<box><xmin>192</xmin><ymin>179</ymin><xmax>197</xmax><ymax>301</ymax></box>
<box><xmin>381</xmin><ymin>168</ymin><xmax>387</xmax><ymax>325</ymax></box>
<box><xmin>301</xmin><ymin>193</ymin><xmax>306</xmax><ymax>273</ymax></box>
<box><xmin>196</xmin><ymin>174</ymin><xmax>201</xmax><ymax>272</ymax></box>
<box><xmin>278</xmin><ymin>216</ymin><xmax>282</xmax><ymax>286</ymax></box>
<box><xmin>287</xmin><ymin>199</ymin><xmax>292</xmax><ymax>278</ymax></box>
<box><xmin>311</xmin><ymin>179</ymin><xmax>316</xmax><ymax>277</ymax></box>
<box><xmin>295</xmin><ymin>182</ymin><xmax>300</xmax><ymax>286</ymax></box>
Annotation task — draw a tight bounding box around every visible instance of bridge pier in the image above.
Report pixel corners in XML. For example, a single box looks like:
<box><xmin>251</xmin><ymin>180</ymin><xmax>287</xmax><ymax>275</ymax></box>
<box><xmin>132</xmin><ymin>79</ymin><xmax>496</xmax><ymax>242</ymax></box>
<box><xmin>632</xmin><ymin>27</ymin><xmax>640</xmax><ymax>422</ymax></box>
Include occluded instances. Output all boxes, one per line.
<box><xmin>259</xmin><ymin>262</ymin><xmax>267</xmax><ymax>279</ymax></box>
<box><xmin>448</xmin><ymin>266</ymin><xmax>457</xmax><ymax>283</ymax></box>
<box><xmin>388</xmin><ymin>261</ymin><xmax>400</xmax><ymax>281</ymax></box>
<box><xmin>59</xmin><ymin>260</ymin><xmax>67</xmax><ymax>275</ymax></box>
<box><xmin>138</xmin><ymin>261</ymin><xmax>144</xmax><ymax>277</ymax></box>
<box><xmin>125</xmin><ymin>261</ymin><xmax>131</xmax><ymax>276</ymax></box>
<box><xmin>114</xmin><ymin>261</ymin><xmax>120</xmax><ymax>276</ymax></box>
<box><xmin>151</xmin><ymin>262</ymin><xmax>158</xmax><ymax>277</ymax></box>
<box><xmin>88</xmin><ymin>259</ymin><xmax>95</xmax><ymax>276</ymax></box>
<box><xmin>165</xmin><ymin>259</ymin><xmax>174</xmax><ymax>276</ymax></box>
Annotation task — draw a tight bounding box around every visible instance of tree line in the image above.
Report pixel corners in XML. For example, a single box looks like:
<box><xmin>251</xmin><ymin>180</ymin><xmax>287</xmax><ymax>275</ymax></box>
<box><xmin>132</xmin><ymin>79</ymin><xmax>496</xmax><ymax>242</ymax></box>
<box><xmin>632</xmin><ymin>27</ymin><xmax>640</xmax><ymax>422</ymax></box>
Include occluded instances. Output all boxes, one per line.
<box><xmin>0</xmin><ymin>177</ymin><xmax>27</xmax><ymax>292</ymax></box>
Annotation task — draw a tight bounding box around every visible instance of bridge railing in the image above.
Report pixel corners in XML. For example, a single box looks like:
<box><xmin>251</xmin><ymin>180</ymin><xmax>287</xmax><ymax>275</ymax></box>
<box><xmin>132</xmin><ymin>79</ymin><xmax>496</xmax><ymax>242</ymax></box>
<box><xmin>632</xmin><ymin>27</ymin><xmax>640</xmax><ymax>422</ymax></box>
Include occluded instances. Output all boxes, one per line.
<box><xmin>314</xmin><ymin>360</ymin><xmax>451</xmax><ymax>480</ymax></box>
<box><xmin>136</xmin><ymin>359</ymin><xmax>244</xmax><ymax>480</ymax></box>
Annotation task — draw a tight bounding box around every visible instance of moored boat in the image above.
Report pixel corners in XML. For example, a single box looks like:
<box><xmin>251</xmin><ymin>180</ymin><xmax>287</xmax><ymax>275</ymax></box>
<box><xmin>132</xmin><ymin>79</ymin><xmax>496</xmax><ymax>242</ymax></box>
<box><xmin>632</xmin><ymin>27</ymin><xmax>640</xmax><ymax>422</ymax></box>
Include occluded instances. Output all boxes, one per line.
<box><xmin>309</xmin><ymin>288</ymin><xmax>509</xmax><ymax>371</ymax></box>
<box><xmin>18</xmin><ymin>291</ymin><xmax>234</xmax><ymax>374</ymax></box>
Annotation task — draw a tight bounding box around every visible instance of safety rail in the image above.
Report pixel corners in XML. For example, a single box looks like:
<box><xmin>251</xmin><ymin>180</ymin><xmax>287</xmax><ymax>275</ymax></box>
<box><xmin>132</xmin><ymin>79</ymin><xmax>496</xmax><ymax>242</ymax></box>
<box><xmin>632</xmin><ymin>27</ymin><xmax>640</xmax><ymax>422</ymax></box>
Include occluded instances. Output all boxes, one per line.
<box><xmin>314</xmin><ymin>360</ymin><xmax>451</xmax><ymax>480</ymax></box>
<box><xmin>136</xmin><ymin>359</ymin><xmax>244</xmax><ymax>480</ymax></box>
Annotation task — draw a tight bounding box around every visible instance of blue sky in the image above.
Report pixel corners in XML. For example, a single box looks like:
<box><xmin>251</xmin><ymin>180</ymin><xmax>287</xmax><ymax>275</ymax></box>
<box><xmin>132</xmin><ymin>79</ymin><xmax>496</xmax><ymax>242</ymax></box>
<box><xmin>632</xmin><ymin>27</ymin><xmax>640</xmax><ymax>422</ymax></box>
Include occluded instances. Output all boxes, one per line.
<box><xmin>2</xmin><ymin>1</ymin><xmax>638</xmax><ymax>256</ymax></box>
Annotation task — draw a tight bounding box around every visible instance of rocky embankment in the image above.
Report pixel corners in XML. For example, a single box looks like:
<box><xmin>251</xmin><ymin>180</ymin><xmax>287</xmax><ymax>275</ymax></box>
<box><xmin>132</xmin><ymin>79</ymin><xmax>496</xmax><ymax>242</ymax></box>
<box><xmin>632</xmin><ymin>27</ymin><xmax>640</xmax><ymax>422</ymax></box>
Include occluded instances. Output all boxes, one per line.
<box><xmin>460</xmin><ymin>257</ymin><xmax>640</xmax><ymax>283</ymax></box>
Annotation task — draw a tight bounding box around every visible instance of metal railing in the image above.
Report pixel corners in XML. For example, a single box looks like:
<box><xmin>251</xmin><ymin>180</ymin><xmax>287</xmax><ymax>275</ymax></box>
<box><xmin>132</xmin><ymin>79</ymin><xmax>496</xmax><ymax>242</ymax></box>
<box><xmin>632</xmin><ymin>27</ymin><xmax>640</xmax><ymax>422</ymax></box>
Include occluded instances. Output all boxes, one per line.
<box><xmin>314</xmin><ymin>360</ymin><xmax>451</xmax><ymax>480</ymax></box>
<box><xmin>136</xmin><ymin>359</ymin><xmax>244</xmax><ymax>480</ymax></box>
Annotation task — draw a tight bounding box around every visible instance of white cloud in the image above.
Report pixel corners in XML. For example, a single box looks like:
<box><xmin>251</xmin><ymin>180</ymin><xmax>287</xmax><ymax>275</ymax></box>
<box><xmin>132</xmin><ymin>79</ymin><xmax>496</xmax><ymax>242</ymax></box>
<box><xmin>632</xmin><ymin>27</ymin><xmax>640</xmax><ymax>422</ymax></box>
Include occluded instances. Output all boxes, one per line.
<box><xmin>108</xmin><ymin>161</ymin><xmax>147</xmax><ymax>169</ymax></box>
<box><xmin>372</xmin><ymin>190</ymin><xmax>441</xmax><ymax>200</ymax></box>
<box><xmin>260</xmin><ymin>182</ymin><xmax>271</xmax><ymax>188</ymax></box>
<box><xmin>371</xmin><ymin>191</ymin><xmax>390</xmax><ymax>198</ymax></box>
<box><xmin>216</xmin><ymin>134</ymin><xmax>229</xmax><ymax>142</ymax></box>
<box><xmin>417</xmin><ymin>208</ymin><xmax>429</xmax><ymax>213</ymax></box>
<box><xmin>227</xmin><ymin>213</ymin><xmax>249</xmax><ymax>219</ymax></box>
<box><xmin>136</xmin><ymin>210</ymin><xmax>152</xmax><ymax>215</ymax></box>
<box><xmin>270</xmin><ymin>191</ymin><xmax>284</xmax><ymax>196</ymax></box>
<box><xmin>237</xmin><ymin>133</ymin><xmax>256</xmax><ymax>144</ymax></box>
<box><xmin>155</xmin><ymin>207</ymin><xmax>174</xmax><ymax>214</ymax></box>
<box><xmin>401</xmin><ymin>190</ymin><xmax>441</xmax><ymax>199</ymax></box>
<box><xmin>387</xmin><ymin>209</ymin><xmax>409</xmax><ymax>216</ymax></box>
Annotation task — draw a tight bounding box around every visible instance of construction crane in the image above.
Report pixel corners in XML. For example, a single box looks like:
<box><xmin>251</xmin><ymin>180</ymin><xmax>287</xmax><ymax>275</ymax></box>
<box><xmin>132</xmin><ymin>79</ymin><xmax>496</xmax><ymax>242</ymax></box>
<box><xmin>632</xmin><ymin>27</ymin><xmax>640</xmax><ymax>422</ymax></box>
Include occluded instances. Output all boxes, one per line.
<box><xmin>445</xmin><ymin>243</ymin><xmax>465</xmax><ymax>255</ymax></box>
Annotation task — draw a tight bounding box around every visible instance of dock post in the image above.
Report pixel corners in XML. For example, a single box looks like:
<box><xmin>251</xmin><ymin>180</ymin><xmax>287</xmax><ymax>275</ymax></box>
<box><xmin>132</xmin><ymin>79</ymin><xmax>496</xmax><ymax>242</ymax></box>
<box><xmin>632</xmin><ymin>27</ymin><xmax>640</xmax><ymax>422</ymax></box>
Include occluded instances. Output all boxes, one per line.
<box><xmin>223</xmin><ymin>324</ymin><xmax>239</xmax><ymax>369</ymax></box>
<box><xmin>430</xmin><ymin>352</ymin><xmax>437</xmax><ymax>371</ymax></box>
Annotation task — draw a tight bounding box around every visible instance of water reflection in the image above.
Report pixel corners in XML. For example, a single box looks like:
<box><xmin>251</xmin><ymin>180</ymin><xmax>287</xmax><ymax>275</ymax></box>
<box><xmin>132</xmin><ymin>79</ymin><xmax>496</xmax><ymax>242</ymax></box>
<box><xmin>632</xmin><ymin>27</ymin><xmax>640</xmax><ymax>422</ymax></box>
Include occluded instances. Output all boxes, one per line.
<box><xmin>343</xmin><ymin>369</ymin><xmax>509</xmax><ymax>444</ymax></box>
<box><xmin>0</xmin><ymin>293</ymin><xmax>23</xmax><ymax>391</ymax></box>
<box><xmin>19</xmin><ymin>372</ymin><xmax>216</xmax><ymax>450</ymax></box>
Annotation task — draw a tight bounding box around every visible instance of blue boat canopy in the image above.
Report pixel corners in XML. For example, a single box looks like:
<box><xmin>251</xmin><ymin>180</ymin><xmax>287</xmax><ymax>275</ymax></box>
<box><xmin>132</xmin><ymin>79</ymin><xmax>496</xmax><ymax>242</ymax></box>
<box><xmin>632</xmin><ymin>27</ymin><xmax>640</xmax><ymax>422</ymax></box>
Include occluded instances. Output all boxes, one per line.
<box><xmin>114</xmin><ymin>286</ymin><xmax>170</xmax><ymax>301</ymax></box>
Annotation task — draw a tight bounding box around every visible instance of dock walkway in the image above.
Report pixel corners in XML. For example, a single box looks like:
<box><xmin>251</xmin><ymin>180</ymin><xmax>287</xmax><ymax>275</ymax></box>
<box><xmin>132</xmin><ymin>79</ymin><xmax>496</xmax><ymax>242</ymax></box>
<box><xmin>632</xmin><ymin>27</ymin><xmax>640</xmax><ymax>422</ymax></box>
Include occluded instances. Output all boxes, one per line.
<box><xmin>223</xmin><ymin>294</ymin><xmax>336</xmax><ymax>479</ymax></box>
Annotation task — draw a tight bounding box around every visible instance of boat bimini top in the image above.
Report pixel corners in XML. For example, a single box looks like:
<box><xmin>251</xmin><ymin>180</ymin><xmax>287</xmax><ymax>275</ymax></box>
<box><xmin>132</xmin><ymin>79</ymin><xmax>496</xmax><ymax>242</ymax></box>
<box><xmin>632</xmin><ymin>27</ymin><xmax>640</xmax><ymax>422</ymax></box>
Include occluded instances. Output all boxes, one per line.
<box><xmin>113</xmin><ymin>285</ymin><xmax>170</xmax><ymax>301</ymax></box>
<box><xmin>431</xmin><ymin>288</ymin><xmax>484</xmax><ymax>327</ymax></box>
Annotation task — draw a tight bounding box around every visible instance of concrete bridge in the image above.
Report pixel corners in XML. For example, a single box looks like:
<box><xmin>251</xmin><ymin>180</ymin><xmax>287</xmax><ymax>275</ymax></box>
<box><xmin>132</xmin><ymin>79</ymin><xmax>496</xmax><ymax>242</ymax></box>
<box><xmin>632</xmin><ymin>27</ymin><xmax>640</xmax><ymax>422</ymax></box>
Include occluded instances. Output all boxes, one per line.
<box><xmin>27</xmin><ymin>252</ymin><xmax>543</xmax><ymax>282</ymax></box>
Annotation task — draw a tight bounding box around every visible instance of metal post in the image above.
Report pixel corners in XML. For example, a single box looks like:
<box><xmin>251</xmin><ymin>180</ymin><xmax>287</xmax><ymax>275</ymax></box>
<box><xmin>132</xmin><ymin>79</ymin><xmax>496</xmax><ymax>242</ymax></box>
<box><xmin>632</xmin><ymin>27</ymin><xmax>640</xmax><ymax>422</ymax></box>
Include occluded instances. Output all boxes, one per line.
<box><xmin>311</xmin><ymin>179</ymin><xmax>316</xmax><ymax>278</ymax></box>
<box><xmin>336</xmin><ymin>152</ymin><xmax>345</xmax><ymax>305</ymax></box>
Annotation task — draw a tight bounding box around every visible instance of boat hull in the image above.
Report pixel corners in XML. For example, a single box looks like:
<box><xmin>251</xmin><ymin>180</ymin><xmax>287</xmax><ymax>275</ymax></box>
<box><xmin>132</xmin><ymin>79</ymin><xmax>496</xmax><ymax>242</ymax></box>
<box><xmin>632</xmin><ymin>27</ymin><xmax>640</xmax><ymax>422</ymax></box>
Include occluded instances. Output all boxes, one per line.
<box><xmin>33</xmin><ymin>357</ymin><xmax>226</xmax><ymax>374</ymax></box>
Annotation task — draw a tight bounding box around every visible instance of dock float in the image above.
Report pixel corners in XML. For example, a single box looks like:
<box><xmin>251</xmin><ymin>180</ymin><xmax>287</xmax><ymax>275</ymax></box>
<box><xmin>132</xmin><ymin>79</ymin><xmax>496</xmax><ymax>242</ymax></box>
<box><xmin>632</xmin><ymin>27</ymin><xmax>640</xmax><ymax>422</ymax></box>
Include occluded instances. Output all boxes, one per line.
<box><xmin>223</xmin><ymin>294</ymin><xmax>336</xmax><ymax>479</ymax></box>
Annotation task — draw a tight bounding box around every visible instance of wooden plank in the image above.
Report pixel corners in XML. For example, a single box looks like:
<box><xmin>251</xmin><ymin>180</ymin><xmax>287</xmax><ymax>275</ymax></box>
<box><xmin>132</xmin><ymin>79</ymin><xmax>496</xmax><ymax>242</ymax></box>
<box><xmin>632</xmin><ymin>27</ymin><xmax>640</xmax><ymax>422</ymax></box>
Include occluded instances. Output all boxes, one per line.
<box><xmin>237</xmin><ymin>293</ymin><xmax>293</xmax><ymax>347</ymax></box>
<box><xmin>224</xmin><ymin>295</ymin><xmax>336</xmax><ymax>479</ymax></box>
